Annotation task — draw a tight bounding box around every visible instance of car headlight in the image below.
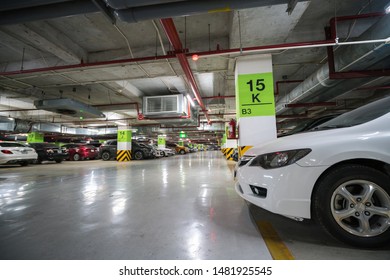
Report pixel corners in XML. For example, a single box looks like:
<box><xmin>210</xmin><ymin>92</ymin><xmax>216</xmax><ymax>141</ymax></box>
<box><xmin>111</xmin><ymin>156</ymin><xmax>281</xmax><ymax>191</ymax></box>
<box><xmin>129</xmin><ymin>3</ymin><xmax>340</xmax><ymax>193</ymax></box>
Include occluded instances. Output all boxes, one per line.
<box><xmin>238</xmin><ymin>155</ymin><xmax>255</xmax><ymax>167</ymax></box>
<box><xmin>249</xmin><ymin>149</ymin><xmax>311</xmax><ymax>169</ymax></box>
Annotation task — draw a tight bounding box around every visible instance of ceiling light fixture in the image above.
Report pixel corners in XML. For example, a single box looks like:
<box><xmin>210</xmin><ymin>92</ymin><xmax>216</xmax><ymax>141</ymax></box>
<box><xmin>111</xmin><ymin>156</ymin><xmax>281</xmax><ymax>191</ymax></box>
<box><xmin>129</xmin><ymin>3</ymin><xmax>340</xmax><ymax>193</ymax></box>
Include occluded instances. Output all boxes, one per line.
<box><xmin>192</xmin><ymin>54</ymin><xmax>199</xmax><ymax>61</ymax></box>
<box><xmin>186</xmin><ymin>94</ymin><xmax>195</xmax><ymax>107</ymax></box>
<box><xmin>114</xmin><ymin>121</ymin><xmax>127</xmax><ymax>126</ymax></box>
<box><xmin>385</xmin><ymin>3</ymin><xmax>390</xmax><ymax>14</ymax></box>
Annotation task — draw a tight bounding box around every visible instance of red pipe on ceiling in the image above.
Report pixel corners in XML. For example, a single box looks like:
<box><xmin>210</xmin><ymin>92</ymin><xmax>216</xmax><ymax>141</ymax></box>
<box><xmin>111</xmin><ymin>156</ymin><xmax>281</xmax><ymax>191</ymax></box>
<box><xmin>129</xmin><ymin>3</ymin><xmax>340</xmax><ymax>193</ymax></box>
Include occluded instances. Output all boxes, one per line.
<box><xmin>0</xmin><ymin>39</ymin><xmax>336</xmax><ymax>77</ymax></box>
<box><xmin>0</xmin><ymin>54</ymin><xmax>176</xmax><ymax>76</ymax></box>
<box><xmin>159</xmin><ymin>18</ymin><xmax>211</xmax><ymax>124</ymax></box>
<box><xmin>326</xmin><ymin>12</ymin><xmax>390</xmax><ymax>80</ymax></box>
<box><xmin>0</xmin><ymin>11</ymin><xmax>384</xmax><ymax>78</ymax></box>
<box><xmin>275</xmin><ymin>80</ymin><xmax>304</xmax><ymax>95</ymax></box>
<box><xmin>329</xmin><ymin>12</ymin><xmax>386</xmax><ymax>41</ymax></box>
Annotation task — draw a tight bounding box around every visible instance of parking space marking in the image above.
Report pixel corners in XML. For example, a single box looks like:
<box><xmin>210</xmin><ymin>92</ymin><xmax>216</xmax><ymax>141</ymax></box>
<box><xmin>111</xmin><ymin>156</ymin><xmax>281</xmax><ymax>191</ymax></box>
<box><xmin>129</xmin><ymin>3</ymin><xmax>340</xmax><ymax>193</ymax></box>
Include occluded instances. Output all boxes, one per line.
<box><xmin>256</xmin><ymin>220</ymin><xmax>295</xmax><ymax>260</ymax></box>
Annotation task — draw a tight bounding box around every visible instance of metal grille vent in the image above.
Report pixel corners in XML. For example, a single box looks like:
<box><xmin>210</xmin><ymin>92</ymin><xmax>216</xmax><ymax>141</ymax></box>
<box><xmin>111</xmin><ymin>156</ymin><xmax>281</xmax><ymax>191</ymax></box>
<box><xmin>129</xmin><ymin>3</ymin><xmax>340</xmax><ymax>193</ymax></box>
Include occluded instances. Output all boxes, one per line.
<box><xmin>146</xmin><ymin>96</ymin><xmax>178</xmax><ymax>113</ymax></box>
<box><xmin>143</xmin><ymin>94</ymin><xmax>187</xmax><ymax>116</ymax></box>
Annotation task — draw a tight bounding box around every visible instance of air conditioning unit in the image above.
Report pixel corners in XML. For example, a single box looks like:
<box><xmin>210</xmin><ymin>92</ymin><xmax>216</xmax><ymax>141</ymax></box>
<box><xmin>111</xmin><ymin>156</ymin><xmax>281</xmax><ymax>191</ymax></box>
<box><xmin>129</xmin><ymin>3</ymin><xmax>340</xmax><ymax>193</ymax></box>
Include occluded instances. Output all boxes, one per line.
<box><xmin>34</xmin><ymin>98</ymin><xmax>106</xmax><ymax>119</ymax></box>
<box><xmin>142</xmin><ymin>94</ymin><xmax>188</xmax><ymax>117</ymax></box>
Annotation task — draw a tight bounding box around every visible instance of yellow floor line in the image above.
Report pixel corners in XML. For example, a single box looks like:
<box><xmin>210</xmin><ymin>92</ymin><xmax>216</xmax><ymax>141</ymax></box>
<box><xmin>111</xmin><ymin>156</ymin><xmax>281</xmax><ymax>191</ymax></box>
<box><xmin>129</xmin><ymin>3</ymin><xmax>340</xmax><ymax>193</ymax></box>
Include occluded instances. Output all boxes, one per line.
<box><xmin>256</xmin><ymin>220</ymin><xmax>295</xmax><ymax>260</ymax></box>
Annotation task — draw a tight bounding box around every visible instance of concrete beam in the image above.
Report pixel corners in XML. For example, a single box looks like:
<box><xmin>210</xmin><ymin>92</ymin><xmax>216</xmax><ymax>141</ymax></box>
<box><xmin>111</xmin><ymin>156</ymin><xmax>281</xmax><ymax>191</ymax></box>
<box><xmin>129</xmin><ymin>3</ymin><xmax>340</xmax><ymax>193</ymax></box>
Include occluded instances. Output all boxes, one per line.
<box><xmin>2</xmin><ymin>24</ymin><xmax>83</xmax><ymax>64</ymax></box>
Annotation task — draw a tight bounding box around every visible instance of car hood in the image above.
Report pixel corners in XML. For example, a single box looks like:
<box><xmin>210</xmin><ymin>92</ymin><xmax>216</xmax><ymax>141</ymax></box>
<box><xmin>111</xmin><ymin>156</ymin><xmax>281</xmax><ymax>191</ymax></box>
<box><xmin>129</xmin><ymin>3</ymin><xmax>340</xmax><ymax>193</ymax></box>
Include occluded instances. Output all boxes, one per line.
<box><xmin>243</xmin><ymin>116</ymin><xmax>390</xmax><ymax>167</ymax></box>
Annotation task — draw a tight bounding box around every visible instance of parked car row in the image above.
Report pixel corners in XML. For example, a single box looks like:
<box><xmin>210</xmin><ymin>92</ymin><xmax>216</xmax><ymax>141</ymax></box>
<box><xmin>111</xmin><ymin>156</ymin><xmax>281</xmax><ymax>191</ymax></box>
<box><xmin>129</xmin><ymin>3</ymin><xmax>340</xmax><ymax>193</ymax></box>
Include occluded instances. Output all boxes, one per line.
<box><xmin>99</xmin><ymin>140</ymin><xmax>184</xmax><ymax>161</ymax></box>
<box><xmin>1</xmin><ymin>138</ymin><xmax>201</xmax><ymax>166</ymax></box>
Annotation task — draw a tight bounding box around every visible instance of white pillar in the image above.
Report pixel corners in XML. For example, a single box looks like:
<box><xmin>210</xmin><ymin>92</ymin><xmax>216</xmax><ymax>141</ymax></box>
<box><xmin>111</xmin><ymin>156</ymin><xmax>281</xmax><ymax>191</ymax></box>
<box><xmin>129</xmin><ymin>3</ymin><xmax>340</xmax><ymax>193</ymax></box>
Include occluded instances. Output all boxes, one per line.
<box><xmin>117</xmin><ymin>126</ymin><xmax>132</xmax><ymax>161</ymax></box>
<box><xmin>235</xmin><ymin>54</ymin><xmax>277</xmax><ymax>156</ymax></box>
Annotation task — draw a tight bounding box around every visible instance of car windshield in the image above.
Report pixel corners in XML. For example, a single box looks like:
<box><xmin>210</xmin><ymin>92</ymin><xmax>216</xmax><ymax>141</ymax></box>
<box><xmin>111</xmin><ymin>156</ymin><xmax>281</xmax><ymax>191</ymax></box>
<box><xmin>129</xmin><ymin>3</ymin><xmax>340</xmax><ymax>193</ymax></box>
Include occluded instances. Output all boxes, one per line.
<box><xmin>314</xmin><ymin>96</ymin><xmax>390</xmax><ymax>130</ymax></box>
<box><xmin>0</xmin><ymin>142</ymin><xmax>26</xmax><ymax>147</ymax></box>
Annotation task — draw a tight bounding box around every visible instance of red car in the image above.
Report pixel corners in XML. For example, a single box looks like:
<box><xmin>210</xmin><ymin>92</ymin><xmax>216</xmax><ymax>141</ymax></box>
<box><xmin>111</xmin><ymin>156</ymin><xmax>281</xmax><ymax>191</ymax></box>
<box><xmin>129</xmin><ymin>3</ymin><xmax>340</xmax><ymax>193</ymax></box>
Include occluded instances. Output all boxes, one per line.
<box><xmin>61</xmin><ymin>143</ymin><xmax>98</xmax><ymax>161</ymax></box>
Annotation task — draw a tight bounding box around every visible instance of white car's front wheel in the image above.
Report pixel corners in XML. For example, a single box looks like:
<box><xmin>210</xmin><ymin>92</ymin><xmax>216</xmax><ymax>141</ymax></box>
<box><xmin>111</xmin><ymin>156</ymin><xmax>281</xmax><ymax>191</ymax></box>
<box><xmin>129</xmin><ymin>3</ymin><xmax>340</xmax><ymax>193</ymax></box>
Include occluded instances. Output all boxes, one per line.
<box><xmin>313</xmin><ymin>164</ymin><xmax>390</xmax><ymax>248</ymax></box>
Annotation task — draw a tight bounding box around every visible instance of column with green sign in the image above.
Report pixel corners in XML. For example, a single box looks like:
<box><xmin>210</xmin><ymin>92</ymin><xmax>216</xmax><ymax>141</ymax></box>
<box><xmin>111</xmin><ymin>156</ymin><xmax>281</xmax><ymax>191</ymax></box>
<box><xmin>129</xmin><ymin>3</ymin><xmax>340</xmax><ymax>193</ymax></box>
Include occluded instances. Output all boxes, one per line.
<box><xmin>27</xmin><ymin>132</ymin><xmax>44</xmax><ymax>143</ymax></box>
<box><xmin>117</xmin><ymin>126</ymin><xmax>132</xmax><ymax>161</ymax></box>
<box><xmin>158</xmin><ymin>135</ymin><xmax>166</xmax><ymax>149</ymax></box>
<box><xmin>235</xmin><ymin>54</ymin><xmax>277</xmax><ymax>157</ymax></box>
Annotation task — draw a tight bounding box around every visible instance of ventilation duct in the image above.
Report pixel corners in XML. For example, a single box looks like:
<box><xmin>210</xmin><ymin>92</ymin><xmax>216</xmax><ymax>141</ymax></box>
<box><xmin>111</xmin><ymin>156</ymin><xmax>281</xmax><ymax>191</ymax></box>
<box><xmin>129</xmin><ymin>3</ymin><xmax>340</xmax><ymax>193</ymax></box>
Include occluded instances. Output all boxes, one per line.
<box><xmin>0</xmin><ymin>116</ymin><xmax>15</xmax><ymax>132</ymax></box>
<box><xmin>276</xmin><ymin>14</ymin><xmax>390</xmax><ymax>115</ymax></box>
<box><xmin>14</xmin><ymin>119</ymin><xmax>32</xmax><ymax>133</ymax></box>
<box><xmin>114</xmin><ymin>0</ymin><xmax>303</xmax><ymax>23</ymax></box>
<box><xmin>0</xmin><ymin>0</ymin><xmax>304</xmax><ymax>25</ymax></box>
<box><xmin>31</xmin><ymin>122</ymin><xmax>61</xmax><ymax>133</ymax></box>
<box><xmin>34</xmin><ymin>98</ymin><xmax>106</xmax><ymax>119</ymax></box>
<box><xmin>143</xmin><ymin>94</ymin><xmax>188</xmax><ymax>117</ymax></box>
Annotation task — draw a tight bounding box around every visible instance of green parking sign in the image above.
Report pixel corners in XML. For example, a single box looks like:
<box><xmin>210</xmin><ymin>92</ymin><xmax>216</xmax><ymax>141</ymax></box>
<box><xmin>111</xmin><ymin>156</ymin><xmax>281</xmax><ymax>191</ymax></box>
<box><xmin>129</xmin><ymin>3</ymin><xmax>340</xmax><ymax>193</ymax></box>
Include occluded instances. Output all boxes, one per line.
<box><xmin>117</xmin><ymin>129</ymin><xmax>131</xmax><ymax>142</ymax></box>
<box><xmin>236</xmin><ymin>72</ymin><xmax>275</xmax><ymax>118</ymax></box>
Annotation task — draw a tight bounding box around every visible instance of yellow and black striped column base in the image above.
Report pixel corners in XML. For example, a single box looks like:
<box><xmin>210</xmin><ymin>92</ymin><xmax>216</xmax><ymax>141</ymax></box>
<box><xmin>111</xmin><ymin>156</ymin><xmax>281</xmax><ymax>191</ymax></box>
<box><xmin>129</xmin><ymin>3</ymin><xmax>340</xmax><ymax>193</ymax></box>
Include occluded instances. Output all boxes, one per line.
<box><xmin>117</xmin><ymin>150</ymin><xmax>131</xmax><ymax>162</ymax></box>
<box><xmin>238</xmin><ymin>146</ymin><xmax>253</xmax><ymax>158</ymax></box>
<box><xmin>223</xmin><ymin>147</ymin><xmax>235</xmax><ymax>161</ymax></box>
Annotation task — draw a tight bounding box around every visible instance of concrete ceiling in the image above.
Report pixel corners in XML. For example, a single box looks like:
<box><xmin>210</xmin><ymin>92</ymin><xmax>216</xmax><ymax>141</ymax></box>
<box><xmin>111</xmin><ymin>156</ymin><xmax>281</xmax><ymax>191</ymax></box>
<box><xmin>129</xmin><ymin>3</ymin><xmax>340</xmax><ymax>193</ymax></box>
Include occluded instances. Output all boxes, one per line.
<box><xmin>0</xmin><ymin>0</ymin><xmax>390</xmax><ymax>142</ymax></box>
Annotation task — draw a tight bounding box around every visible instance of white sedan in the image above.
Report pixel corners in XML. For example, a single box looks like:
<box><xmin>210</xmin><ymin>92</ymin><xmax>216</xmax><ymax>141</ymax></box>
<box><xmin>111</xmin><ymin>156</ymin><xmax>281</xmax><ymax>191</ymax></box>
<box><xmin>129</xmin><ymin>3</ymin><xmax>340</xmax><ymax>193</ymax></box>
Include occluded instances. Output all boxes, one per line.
<box><xmin>0</xmin><ymin>141</ymin><xmax>38</xmax><ymax>166</ymax></box>
<box><xmin>235</xmin><ymin>96</ymin><xmax>390</xmax><ymax>248</ymax></box>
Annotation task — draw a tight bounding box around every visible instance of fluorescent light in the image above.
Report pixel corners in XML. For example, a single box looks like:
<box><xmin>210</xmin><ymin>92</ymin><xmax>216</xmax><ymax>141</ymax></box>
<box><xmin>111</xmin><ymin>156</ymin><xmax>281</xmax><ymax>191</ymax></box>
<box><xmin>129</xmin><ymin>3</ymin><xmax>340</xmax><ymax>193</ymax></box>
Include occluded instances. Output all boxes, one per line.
<box><xmin>386</xmin><ymin>3</ymin><xmax>390</xmax><ymax>14</ymax></box>
<box><xmin>186</xmin><ymin>94</ymin><xmax>195</xmax><ymax>107</ymax></box>
<box><xmin>114</xmin><ymin>121</ymin><xmax>127</xmax><ymax>126</ymax></box>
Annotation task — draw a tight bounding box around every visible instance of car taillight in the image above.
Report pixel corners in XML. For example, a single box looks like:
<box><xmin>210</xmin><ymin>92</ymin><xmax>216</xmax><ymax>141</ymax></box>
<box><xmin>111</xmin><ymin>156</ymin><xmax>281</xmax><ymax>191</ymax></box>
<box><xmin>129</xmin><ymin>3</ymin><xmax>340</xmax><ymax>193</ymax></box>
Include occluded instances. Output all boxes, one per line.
<box><xmin>1</xmin><ymin>150</ymin><xmax>13</xmax><ymax>154</ymax></box>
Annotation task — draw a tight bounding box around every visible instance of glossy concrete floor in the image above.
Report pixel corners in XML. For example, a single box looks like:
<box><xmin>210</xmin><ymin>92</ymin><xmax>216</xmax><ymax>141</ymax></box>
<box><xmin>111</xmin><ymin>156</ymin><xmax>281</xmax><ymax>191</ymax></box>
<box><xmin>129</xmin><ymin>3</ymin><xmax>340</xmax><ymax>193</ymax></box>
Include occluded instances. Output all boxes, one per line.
<box><xmin>1</xmin><ymin>151</ymin><xmax>390</xmax><ymax>260</ymax></box>
<box><xmin>0</xmin><ymin>151</ymin><xmax>271</xmax><ymax>260</ymax></box>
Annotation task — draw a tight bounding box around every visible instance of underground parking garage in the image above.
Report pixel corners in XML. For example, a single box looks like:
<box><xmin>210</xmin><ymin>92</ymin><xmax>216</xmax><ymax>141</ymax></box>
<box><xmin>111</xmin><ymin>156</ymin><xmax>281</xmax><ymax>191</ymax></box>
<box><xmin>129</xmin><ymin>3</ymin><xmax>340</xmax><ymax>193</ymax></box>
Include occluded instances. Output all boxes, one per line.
<box><xmin>1</xmin><ymin>0</ymin><xmax>390</xmax><ymax>278</ymax></box>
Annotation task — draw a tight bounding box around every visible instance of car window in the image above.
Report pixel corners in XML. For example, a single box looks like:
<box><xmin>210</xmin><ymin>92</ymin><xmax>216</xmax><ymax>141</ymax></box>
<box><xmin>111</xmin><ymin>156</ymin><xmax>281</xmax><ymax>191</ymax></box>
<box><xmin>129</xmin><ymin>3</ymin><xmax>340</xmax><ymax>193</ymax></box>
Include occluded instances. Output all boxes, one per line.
<box><xmin>315</xmin><ymin>96</ymin><xmax>390</xmax><ymax>130</ymax></box>
<box><xmin>0</xmin><ymin>142</ymin><xmax>27</xmax><ymax>147</ymax></box>
<box><xmin>84</xmin><ymin>145</ymin><xmax>95</xmax><ymax>149</ymax></box>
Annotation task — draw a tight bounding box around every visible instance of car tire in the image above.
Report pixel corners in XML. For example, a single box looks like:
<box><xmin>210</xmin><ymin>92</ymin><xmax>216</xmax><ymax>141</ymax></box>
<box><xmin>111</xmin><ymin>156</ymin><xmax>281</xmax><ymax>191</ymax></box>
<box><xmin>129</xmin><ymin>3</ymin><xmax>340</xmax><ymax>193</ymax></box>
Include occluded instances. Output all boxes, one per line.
<box><xmin>134</xmin><ymin>151</ymin><xmax>144</xmax><ymax>160</ymax></box>
<box><xmin>55</xmin><ymin>159</ymin><xmax>62</xmax><ymax>163</ymax></box>
<box><xmin>36</xmin><ymin>158</ymin><xmax>42</xmax><ymax>164</ymax></box>
<box><xmin>72</xmin><ymin>153</ymin><xmax>81</xmax><ymax>161</ymax></box>
<box><xmin>312</xmin><ymin>164</ymin><xmax>390</xmax><ymax>248</ymax></box>
<box><xmin>179</xmin><ymin>150</ymin><xmax>185</xmax><ymax>155</ymax></box>
<box><xmin>20</xmin><ymin>161</ymin><xmax>28</xmax><ymax>166</ymax></box>
<box><xmin>101</xmin><ymin>151</ymin><xmax>111</xmax><ymax>161</ymax></box>
<box><xmin>161</xmin><ymin>151</ymin><xmax>166</xmax><ymax>157</ymax></box>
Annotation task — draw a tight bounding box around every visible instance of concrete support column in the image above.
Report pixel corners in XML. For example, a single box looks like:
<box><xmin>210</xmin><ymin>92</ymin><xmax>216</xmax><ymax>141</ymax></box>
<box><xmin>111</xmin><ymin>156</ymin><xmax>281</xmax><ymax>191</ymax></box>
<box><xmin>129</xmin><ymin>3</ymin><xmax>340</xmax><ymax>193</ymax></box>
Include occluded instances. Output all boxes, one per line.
<box><xmin>235</xmin><ymin>54</ymin><xmax>277</xmax><ymax>157</ymax></box>
<box><xmin>117</xmin><ymin>126</ymin><xmax>132</xmax><ymax>161</ymax></box>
